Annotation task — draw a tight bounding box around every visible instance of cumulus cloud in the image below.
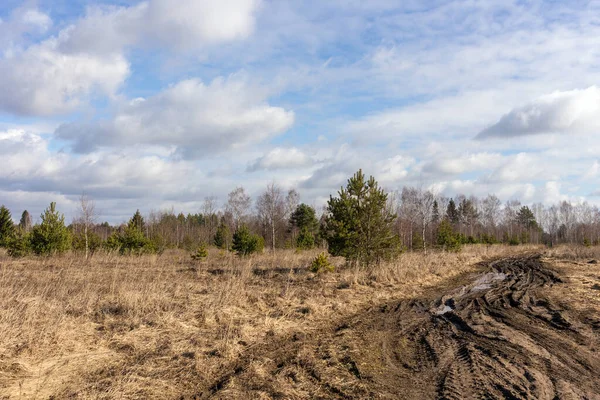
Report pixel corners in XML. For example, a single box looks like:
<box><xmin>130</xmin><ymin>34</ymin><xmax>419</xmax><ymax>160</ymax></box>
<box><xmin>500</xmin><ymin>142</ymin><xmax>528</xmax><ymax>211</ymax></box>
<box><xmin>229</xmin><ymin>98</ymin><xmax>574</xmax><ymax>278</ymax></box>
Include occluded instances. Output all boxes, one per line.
<box><xmin>58</xmin><ymin>0</ymin><xmax>261</xmax><ymax>53</ymax></box>
<box><xmin>55</xmin><ymin>76</ymin><xmax>294</xmax><ymax>158</ymax></box>
<box><xmin>0</xmin><ymin>129</ymin><xmax>199</xmax><ymax>200</ymax></box>
<box><xmin>248</xmin><ymin>147</ymin><xmax>312</xmax><ymax>172</ymax></box>
<box><xmin>0</xmin><ymin>0</ymin><xmax>260</xmax><ymax>117</ymax></box>
<box><xmin>477</xmin><ymin>86</ymin><xmax>600</xmax><ymax>139</ymax></box>
<box><xmin>0</xmin><ymin>6</ymin><xmax>52</xmax><ymax>46</ymax></box>
<box><xmin>0</xmin><ymin>41</ymin><xmax>129</xmax><ymax>116</ymax></box>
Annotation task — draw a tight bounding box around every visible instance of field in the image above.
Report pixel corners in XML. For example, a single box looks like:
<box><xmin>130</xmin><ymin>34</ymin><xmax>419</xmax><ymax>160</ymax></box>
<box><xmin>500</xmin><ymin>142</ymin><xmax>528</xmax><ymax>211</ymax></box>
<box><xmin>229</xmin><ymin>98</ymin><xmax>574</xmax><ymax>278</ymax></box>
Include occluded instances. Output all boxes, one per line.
<box><xmin>1</xmin><ymin>245</ymin><xmax>599</xmax><ymax>399</ymax></box>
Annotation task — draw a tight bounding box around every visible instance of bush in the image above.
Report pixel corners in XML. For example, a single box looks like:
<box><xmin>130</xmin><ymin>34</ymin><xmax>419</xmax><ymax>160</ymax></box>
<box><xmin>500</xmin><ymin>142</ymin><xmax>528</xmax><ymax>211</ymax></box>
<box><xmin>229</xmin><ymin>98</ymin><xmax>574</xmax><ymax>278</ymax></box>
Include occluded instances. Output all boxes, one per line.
<box><xmin>6</xmin><ymin>231</ymin><xmax>31</xmax><ymax>258</ymax></box>
<box><xmin>118</xmin><ymin>226</ymin><xmax>156</xmax><ymax>255</ymax></box>
<box><xmin>437</xmin><ymin>219</ymin><xmax>461</xmax><ymax>252</ymax></box>
<box><xmin>508</xmin><ymin>236</ymin><xmax>520</xmax><ymax>246</ymax></box>
<box><xmin>30</xmin><ymin>202</ymin><xmax>71</xmax><ymax>256</ymax></box>
<box><xmin>232</xmin><ymin>225</ymin><xmax>264</xmax><ymax>256</ymax></box>
<box><xmin>309</xmin><ymin>252</ymin><xmax>334</xmax><ymax>273</ymax></box>
<box><xmin>296</xmin><ymin>227</ymin><xmax>315</xmax><ymax>250</ymax></box>
<box><xmin>191</xmin><ymin>243</ymin><xmax>208</xmax><ymax>260</ymax></box>
<box><xmin>214</xmin><ymin>222</ymin><xmax>230</xmax><ymax>250</ymax></box>
<box><xmin>72</xmin><ymin>231</ymin><xmax>103</xmax><ymax>256</ymax></box>
<box><xmin>103</xmin><ymin>215</ymin><xmax>157</xmax><ymax>256</ymax></box>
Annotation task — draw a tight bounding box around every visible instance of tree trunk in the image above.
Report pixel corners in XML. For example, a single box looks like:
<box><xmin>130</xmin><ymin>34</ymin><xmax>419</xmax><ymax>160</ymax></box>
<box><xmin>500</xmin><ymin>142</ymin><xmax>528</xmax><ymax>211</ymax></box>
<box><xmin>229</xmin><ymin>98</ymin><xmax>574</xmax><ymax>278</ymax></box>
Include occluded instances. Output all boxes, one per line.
<box><xmin>84</xmin><ymin>224</ymin><xmax>89</xmax><ymax>259</ymax></box>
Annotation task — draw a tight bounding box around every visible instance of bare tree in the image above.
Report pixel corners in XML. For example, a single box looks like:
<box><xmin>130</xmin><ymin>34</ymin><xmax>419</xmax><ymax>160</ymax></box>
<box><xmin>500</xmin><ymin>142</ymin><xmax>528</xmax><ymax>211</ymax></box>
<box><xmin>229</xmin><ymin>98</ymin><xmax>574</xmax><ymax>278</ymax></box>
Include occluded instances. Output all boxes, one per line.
<box><xmin>481</xmin><ymin>194</ymin><xmax>501</xmax><ymax>230</ymax></box>
<box><xmin>202</xmin><ymin>196</ymin><xmax>219</xmax><ymax>239</ymax></box>
<box><xmin>256</xmin><ymin>184</ymin><xmax>299</xmax><ymax>250</ymax></box>
<box><xmin>76</xmin><ymin>193</ymin><xmax>97</xmax><ymax>259</ymax></box>
<box><xmin>257</xmin><ymin>183</ymin><xmax>285</xmax><ymax>250</ymax></box>
<box><xmin>226</xmin><ymin>187</ymin><xmax>252</xmax><ymax>229</ymax></box>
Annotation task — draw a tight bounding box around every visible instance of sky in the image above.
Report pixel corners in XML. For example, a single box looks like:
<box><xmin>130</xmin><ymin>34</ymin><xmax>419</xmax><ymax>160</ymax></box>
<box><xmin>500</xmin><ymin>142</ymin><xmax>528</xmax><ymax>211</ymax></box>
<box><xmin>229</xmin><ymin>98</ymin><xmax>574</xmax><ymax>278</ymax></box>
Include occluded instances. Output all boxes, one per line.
<box><xmin>1</xmin><ymin>0</ymin><xmax>600</xmax><ymax>223</ymax></box>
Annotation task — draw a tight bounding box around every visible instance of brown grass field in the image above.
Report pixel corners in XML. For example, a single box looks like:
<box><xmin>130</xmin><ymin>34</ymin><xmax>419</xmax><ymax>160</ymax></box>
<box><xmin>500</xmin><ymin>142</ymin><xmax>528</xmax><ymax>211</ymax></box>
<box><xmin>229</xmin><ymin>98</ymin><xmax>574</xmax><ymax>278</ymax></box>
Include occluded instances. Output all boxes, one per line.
<box><xmin>1</xmin><ymin>245</ymin><xmax>599</xmax><ymax>399</ymax></box>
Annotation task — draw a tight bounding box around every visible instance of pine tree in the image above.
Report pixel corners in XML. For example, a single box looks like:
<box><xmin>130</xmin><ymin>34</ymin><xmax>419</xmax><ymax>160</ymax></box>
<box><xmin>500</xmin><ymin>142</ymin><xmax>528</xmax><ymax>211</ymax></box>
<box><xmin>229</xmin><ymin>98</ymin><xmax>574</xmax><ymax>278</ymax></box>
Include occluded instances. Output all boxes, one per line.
<box><xmin>232</xmin><ymin>225</ymin><xmax>264</xmax><ymax>256</ymax></box>
<box><xmin>446</xmin><ymin>199</ymin><xmax>459</xmax><ymax>224</ymax></box>
<box><xmin>19</xmin><ymin>210</ymin><xmax>32</xmax><ymax>233</ymax></box>
<box><xmin>432</xmin><ymin>200</ymin><xmax>440</xmax><ymax>224</ymax></box>
<box><xmin>0</xmin><ymin>205</ymin><xmax>15</xmax><ymax>247</ymax></box>
<box><xmin>213</xmin><ymin>220</ymin><xmax>230</xmax><ymax>250</ymax></box>
<box><xmin>322</xmin><ymin>170</ymin><xmax>399</xmax><ymax>266</ymax></box>
<box><xmin>130</xmin><ymin>210</ymin><xmax>145</xmax><ymax>231</ymax></box>
<box><xmin>516</xmin><ymin>206</ymin><xmax>537</xmax><ymax>229</ymax></box>
<box><xmin>30</xmin><ymin>202</ymin><xmax>71</xmax><ymax>256</ymax></box>
<box><xmin>437</xmin><ymin>219</ymin><xmax>461</xmax><ymax>252</ymax></box>
<box><xmin>290</xmin><ymin>203</ymin><xmax>319</xmax><ymax>249</ymax></box>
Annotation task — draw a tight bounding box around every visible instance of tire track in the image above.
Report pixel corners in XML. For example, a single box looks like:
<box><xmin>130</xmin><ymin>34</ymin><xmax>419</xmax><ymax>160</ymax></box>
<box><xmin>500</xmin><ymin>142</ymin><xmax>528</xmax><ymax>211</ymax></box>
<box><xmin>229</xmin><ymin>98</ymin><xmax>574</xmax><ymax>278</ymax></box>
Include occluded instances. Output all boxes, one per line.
<box><xmin>194</xmin><ymin>254</ymin><xmax>600</xmax><ymax>399</ymax></box>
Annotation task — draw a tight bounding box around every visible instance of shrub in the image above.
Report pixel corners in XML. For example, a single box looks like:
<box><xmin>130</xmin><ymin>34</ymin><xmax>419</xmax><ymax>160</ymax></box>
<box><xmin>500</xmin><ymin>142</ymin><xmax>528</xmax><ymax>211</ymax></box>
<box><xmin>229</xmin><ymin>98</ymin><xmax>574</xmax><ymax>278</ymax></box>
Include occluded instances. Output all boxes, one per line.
<box><xmin>214</xmin><ymin>222</ymin><xmax>230</xmax><ymax>250</ymax></box>
<box><xmin>411</xmin><ymin>231</ymin><xmax>424</xmax><ymax>251</ymax></box>
<box><xmin>437</xmin><ymin>219</ymin><xmax>461</xmax><ymax>252</ymax></box>
<box><xmin>232</xmin><ymin>225</ymin><xmax>264</xmax><ymax>256</ymax></box>
<box><xmin>30</xmin><ymin>202</ymin><xmax>71</xmax><ymax>256</ymax></box>
<box><xmin>191</xmin><ymin>243</ymin><xmax>209</xmax><ymax>260</ymax></box>
<box><xmin>72</xmin><ymin>231</ymin><xmax>103</xmax><ymax>256</ymax></box>
<box><xmin>6</xmin><ymin>231</ymin><xmax>31</xmax><ymax>258</ymax></box>
<box><xmin>296</xmin><ymin>227</ymin><xmax>315</xmax><ymax>250</ymax></box>
<box><xmin>309</xmin><ymin>252</ymin><xmax>334</xmax><ymax>273</ymax></box>
<box><xmin>103</xmin><ymin>211</ymin><xmax>157</xmax><ymax>255</ymax></box>
<box><xmin>118</xmin><ymin>225</ymin><xmax>155</xmax><ymax>255</ymax></box>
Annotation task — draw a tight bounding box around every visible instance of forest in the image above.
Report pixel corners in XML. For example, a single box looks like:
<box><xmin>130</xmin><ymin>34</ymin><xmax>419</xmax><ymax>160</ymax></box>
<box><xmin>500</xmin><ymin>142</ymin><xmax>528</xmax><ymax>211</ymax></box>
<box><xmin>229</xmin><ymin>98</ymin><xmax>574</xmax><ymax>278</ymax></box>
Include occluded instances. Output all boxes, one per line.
<box><xmin>1</xmin><ymin>170</ymin><xmax>599</xmax><ymax>261</ymax></box>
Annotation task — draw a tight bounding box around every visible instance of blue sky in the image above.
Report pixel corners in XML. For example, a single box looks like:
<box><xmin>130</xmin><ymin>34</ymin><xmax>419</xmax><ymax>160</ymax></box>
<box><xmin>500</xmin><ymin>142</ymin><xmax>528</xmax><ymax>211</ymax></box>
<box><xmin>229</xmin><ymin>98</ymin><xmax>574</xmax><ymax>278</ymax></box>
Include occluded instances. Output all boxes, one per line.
<box><xmin>0</xmin><ymin>0</ymin><xmax>599</xmax><ymax>223</ymax></box>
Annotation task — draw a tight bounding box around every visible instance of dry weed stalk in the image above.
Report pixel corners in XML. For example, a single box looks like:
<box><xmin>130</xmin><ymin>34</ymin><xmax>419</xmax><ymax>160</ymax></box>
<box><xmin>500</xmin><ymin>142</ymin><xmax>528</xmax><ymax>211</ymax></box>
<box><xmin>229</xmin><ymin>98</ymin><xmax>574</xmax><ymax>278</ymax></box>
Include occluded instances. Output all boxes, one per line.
<box><xmin>0</xmin><ymin>244</ymin><xmax>552</xmax><ymax>397</ymax></box>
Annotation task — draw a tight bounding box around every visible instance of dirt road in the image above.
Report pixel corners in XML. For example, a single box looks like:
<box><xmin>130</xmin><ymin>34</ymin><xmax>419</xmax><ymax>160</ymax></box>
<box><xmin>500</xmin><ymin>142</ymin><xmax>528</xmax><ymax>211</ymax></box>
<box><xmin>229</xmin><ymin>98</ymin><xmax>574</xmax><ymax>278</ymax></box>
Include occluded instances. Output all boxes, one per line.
<box><xmin>198</xmin><ymin>254</ymin><xmax>600</xmax><ymax>399</ymax></box>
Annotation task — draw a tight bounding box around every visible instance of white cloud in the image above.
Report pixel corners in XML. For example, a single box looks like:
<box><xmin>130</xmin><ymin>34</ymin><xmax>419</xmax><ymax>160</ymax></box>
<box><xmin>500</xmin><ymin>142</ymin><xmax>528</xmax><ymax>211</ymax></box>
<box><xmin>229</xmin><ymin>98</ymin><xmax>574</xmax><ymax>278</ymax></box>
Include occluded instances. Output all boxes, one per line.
<box><xmin>248</xmin><ymin>147</ymin><xmax>312</xmax><ymax>171</ymax></box>
<box><xmin>0</xmin><ymin>40</ymin><xmax>129</xmax><ymax>115</ymax></box>
<box><xmin>58</xmin><ymin>0</ymin><xmax>261</xmax><ymax>54</ymax></box>
<box><xmin>55</xmin><ymin>76</ymin><xmax>294</xmax><ymax>158</ymax></box>
<box><xmin>0</xmin><ymin>0</ymin><xmax>261</xmax><ymax>117</ymax></box>
<box><xmin>477</xmin><ymin>86</ymin><xmax>600</xmax><ymax>139</ymax></box>
<box><xmin>0</xmin><ymin>6</ymin><xmax>52</xmax><ymax>47</ymax></box>
<box><xmin>422</xmin><ymin>153</ymin><xmax>504</xmax><ymax>175</ymax></box>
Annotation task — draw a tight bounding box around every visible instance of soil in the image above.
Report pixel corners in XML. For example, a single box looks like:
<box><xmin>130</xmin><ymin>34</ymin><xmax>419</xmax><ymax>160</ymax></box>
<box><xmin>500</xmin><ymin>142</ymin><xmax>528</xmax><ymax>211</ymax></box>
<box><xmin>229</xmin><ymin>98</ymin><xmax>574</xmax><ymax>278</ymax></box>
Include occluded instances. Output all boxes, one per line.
<box><xmin>195</xmin><ymin>254</ymin><xmax>600</xmax><ymax>399</ymax></box>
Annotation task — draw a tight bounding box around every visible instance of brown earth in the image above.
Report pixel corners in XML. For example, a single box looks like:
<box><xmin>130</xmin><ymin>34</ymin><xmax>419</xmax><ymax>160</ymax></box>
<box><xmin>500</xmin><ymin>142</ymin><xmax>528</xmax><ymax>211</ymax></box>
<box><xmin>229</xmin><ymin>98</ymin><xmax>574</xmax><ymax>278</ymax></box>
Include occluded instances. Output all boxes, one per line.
<box><xmin>197</xmin><ymin>254</ymin><xmax>600</xmax><ymax>399</ymax></box>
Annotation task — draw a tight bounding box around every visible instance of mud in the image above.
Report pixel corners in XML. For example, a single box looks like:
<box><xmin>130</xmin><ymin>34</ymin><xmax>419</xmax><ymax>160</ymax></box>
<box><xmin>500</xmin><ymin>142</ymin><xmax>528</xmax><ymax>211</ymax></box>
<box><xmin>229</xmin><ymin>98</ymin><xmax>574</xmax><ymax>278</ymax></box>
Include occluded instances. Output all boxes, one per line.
<box><xmin>196</xmin><ymin>255</ymin><xmax>600</xmax><ymax>399</ymax></box>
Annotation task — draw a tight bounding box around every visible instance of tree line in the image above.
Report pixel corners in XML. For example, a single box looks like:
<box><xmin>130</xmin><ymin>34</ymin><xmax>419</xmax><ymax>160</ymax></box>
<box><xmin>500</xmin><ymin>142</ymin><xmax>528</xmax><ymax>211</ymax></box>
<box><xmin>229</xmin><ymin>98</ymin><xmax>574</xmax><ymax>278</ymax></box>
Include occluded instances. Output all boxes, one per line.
<box><xmin>0</xmin><ymin>170</ymin><xmax>599</xmax><ymax>264</ymax></box>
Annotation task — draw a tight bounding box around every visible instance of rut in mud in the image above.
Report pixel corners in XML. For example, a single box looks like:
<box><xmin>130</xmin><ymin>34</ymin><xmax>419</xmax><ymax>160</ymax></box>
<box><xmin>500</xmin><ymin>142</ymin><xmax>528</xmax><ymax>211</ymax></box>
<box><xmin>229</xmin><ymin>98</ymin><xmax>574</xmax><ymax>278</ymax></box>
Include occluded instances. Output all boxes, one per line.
<box><xmin>196</xmin><ymin>255</ymin><xmax>600</xmax><ymax>399</ymax></box>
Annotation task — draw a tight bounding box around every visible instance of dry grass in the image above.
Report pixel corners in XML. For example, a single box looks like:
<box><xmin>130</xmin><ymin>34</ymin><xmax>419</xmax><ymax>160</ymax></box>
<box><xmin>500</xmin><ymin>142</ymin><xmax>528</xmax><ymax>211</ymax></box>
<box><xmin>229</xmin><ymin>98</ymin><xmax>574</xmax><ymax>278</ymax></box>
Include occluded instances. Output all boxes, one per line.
<box><xmin>0</xmin><ymin>245</ymin><xmax>544</xmax><ymax>399</ymax></box>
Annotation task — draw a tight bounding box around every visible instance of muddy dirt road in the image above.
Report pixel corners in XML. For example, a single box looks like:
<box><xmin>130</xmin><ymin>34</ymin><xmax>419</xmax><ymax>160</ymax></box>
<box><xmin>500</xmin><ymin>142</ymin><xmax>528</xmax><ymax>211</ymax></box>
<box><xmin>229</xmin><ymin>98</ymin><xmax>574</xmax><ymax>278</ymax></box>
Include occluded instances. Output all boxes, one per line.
<box><xmin>198</xmin><ymin>255</ymin><xmax>600</xmax><ymax>399</ymax></box>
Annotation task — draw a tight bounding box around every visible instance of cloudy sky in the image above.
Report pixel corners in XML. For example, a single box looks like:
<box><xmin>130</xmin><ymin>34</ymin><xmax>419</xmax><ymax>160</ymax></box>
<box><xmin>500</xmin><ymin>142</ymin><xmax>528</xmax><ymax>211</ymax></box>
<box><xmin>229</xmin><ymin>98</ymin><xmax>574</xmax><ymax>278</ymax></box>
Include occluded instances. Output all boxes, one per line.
<box><xmin>1</xmin><ymin>0</ymin><xmax>600</xmax><ymax>223</ymax></box>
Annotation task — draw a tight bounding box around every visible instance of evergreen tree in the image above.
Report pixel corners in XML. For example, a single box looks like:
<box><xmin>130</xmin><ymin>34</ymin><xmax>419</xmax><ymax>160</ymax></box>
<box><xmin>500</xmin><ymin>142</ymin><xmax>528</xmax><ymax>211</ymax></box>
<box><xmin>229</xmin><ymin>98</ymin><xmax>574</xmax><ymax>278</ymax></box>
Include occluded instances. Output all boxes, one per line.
<box><xmin>290</xmin><ymin>203</ymin><xmax>319</xmax><ymax>249</ymax></box>
<box><xmin>446</xmin><ymin>199</ymin><xmax>459</xmax><ymax>224</ymax></box>
<box><xmin>19</xmin><ymin>210</ymin><xmax>32</xmax><ymax>233</ymax></box>
<box><xmin>130</xmin><ymin>210</ymin><xmax>145</xmax><ymax>231</ymax></box>
<box><xmin>30</xmin><ymin>202</ymin><xmax>71</xmax><ymax>256</ymax></box>
<box><xmin>516</xmin><ymin>206</ymin><xmax>537</xmax><ymax>229</ymax></box>
<box><xmin>437</xmin><ymin>219</ymin><xmax>461</xmax><ymax>252</ymax></box>
<box><xmin>232</xmin><ymin>224</ymin><xmax>264</xmax><ymax>256</ymax></box>
<box><xmin>322</xmin><ymin>170</ymin><xmax>399</xmax><ymax>266</ymax></box>
<box><xmin>296</xmin><ymin>227</ymin><xmax>316</xmax><ymax>249</ymax></box>
<box><xmin>6</xmin><ymin>230</ymin><xmax>31</xmax><ymax>258</ymax></box>
<box><xmin>213</xmin><ymin>220</ymin><xmax>230</xmax><ymax>250</ymax></box>
<box><xmin>0</xmin><ymin>205</ymin><xmax>15</xmax><ymax>247</ymax></box>
<box><xmin>290</xmin><ymin>204</ymin><xmax>319</xmax><ymax>232</ymax></box>
<box><xmin>458</xmin><ymin>198</ymin><xmax>479</xmax><ymax>235</ymax></box>
<box><xmin>432</xmin><ymin>200</ymin><xmax>440</xmax><ymax>224</ymax></box>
